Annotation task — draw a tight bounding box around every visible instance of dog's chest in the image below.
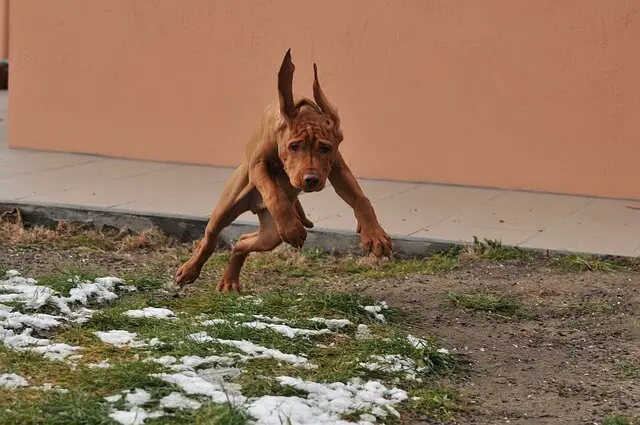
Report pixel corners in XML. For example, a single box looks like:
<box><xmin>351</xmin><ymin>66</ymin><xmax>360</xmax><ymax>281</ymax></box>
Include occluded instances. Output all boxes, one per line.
<box><xmin>249</xmin><ymin>160</ymin><xmax>300</xmax><ymax>214</ymax></box>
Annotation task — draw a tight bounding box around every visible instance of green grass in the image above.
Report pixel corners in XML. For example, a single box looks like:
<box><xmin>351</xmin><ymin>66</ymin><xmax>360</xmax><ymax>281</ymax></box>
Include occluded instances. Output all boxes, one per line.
<box><xmin>553</xmin><ymin>255</ymin><xmax>632</xmax><ymax>272</ymax></box>
<box><xmin>446</xmin><ymin>291</ymin><xmax>520</xmax><ymax>316</ymax></box>
<box><xmin>199</xmin><ymin>249</ymin><xmax>459</xmax><ymax>284</ymax></box>
<box><xmin>617</xmin><ymin>360</ymin><xmax>640</xmax><ymax>379</ymax></box>
<box><xmin>603</xmin><ymin>416</ymin><xmax>634</xmax><ymax>425</ymax></box>
<box><xmin>409</xmin><ymin>387</ymin><xmax>460</xmax><ymax>420</ymax></box>
<box><xmin>34</xmin><ymin>265</ymin><xmax>103</xmax><ymax>295</ymax></box>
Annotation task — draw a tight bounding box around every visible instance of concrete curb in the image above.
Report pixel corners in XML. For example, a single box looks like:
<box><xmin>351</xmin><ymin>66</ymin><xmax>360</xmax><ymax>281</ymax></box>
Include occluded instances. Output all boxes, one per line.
<box><xmin>0</xmin><ymin>201</ymin><xmax>455</xmax><ymax>257</ymax></box>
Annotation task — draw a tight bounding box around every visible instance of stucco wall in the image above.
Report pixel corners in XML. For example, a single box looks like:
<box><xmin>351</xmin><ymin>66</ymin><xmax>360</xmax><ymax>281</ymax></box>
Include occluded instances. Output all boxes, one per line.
<box><xmin>0</xmin><ymin>0</ymin><xmax>8</xmax><ymax>60</ymax></box>
<box><xmin>8</xmin><ymin>0</ymin><xmax>640</xmax><ymax>199</ymax></box>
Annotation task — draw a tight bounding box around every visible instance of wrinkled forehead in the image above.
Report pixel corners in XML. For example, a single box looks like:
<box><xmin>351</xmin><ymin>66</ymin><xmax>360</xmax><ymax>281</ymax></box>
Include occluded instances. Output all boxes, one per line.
<box><xmin>291</xmin><ymin>119</ymin><xmax>333</xmax><ymax>143</ymax></box>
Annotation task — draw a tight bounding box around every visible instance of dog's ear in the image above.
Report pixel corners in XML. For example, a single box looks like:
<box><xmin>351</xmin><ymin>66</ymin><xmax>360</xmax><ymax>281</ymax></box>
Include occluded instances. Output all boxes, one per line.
<box><xmin>313</xmin><ymin>63</ymin><xmax>341</xmax><ymax>131</ymax></box>
<box><xmin>278</xmin><ymin>49</ymin><xmax>296</xmax><ymax>124</ymax></box>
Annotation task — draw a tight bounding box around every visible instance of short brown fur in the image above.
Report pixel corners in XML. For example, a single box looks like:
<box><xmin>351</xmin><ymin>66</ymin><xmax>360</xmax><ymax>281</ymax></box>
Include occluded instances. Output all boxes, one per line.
<box><xmin>176</xmin><ymin>49</ymin><xmax>392</xmax><ymax>292</ymax></box>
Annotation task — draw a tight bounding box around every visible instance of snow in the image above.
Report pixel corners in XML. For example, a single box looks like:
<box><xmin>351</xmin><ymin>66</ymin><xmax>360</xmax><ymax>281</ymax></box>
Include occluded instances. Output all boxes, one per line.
<box><xmin>108</xmin><ymin>389</ymin><xmax>165</xmax><ymax>425</ymax></box>
<box><xmin>0</xmin><ymin>271</ymin><xmax>132</xmax><ymax>362</ymax></box>
<box><xmin>104</xmin><ymin>394</ymin><xmax>123</xmax><ymax>403</ymax></box>
<box><xmin>187</xmin><ymin>332</ymin><xmax>315</xmax><ymax>368</ymax></box>
<box><xmin>125</xmin><ymin>388</ymin><xmax>151</xmax><ymax>406</ymax></box>
<box><xmin>95</xmin><ymin>330</ymin><xmax>144</xmax><ymax>347</ymax></box>
<box><xmin>246</xmin><ymin>377</ymin><xmax>407</xmax><ymax>425</ymax></box>
<box><xmin>88</xmin><ymin>360</ymin><xmax>111</xmax><ymax>369</ymax></box>
<box><xmin>201</xmin><ymin>318</ymin><xmax>332</xmax><ymax>339</ymax></box>
<box><xmin>152</xmin><ymin>372</ymin><xmax>246</xmax><ymax>406</ymax></box>
<box><xmin>159</xmin><ymin>392</ymin><xmax>202</xmax><ymax>410</ymax></box>
<box><xmin>362</xmin><ymin>304</ymin><xmax>387</xmax><ymax>322</ymax></box>
<box><xmin>109</xmin><ymin>408</ymin><xmax>164</xmax><ymax>425</ymax></box>
<box><xmin>360</xmin><ymin>355</ymin><xmax>425</xmax><ymax>381</ymax></box>
<box><xmin>123</xmin><ymin>307</ymin><xmax>176</xmax><ymax>320</ymax></box>
<box><xmin>0</xmin><ymin>373</ymin><xmax>28</xmax><ymax>389</ymax></box>
<box><xmin>355</xmin><ymin>324</ymin><xmax>373</xmax><ymax>340</ymax></box>
<box><xmin>308</xmin><ymin>317</ymin><xmax>352</xmax><ymax>329</ymax></box>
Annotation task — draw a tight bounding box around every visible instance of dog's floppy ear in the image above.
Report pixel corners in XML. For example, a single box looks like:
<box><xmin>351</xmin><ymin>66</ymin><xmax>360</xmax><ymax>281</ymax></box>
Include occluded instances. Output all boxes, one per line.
<box><xmin>278</xmin><ymin>49</ymin><xmax>296</xmax><ymax>124</ymax></box>
<box><xmin>313</xmin><ymin>63</ymin><xmax>341</xmax><ymax>130</ymax></box>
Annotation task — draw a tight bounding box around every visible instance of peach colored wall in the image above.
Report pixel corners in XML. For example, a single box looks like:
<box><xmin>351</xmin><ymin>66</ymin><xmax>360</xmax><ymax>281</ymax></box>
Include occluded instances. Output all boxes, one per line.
<box><xmin>0</xmin><ymin>0</ymin><xmax>8</xmax><ymax>60</ymax></box>
<box><xmin>8</xmin><ymin>0</ymin><xmax>640</xmax><ymax>200</ymax></box>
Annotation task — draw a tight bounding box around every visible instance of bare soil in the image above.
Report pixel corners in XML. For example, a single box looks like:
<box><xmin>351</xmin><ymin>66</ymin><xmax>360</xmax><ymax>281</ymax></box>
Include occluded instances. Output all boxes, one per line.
<box><xmin>352</xmin><ymin>259</ymin><xmax>640</xmax><ymax>425</ymax></box>
<box><xmin>1</xmin><ymin>239</ymin><xmax>639</xmax><ymax>425</ymax></box>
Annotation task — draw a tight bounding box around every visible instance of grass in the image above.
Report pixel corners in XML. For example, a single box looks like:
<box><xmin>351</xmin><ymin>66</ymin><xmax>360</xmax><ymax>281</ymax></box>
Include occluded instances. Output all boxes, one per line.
<box><xmin>603</xmin><ymin>416</ymin><xmax>634</xmax><ymax>425</ymax></box>
<box><xmin>5</xmin><ymin>220</ymin><xmax>639</xmax><ymax>424</ymax></box>
<box><xmin>446</xmin><ymin>291</ymin><xmax>520</xmax><ymax>316</ymax></box>
<box><xmin>461</xmin><ymin>237</ymin><xmax>531</xmax><ymax>261</ymax></box>
<box><xmin>553</xmin><ymin>255</ymin><xmax>632</xmax><ymax>272</ymax></box>
<box><xmin>617</xmin><ymin>360</ymin><xmax>640</xmax><ymax>379</ymax></box>
<box><xmin>409</xmin><ymin>387</ymin><xmax>460</xmax><ymax>420</ymax></box>
<box><xmin>561</xmin><ymin>300</ymin><xmax>618</xmax><ymax>316</ymax></box>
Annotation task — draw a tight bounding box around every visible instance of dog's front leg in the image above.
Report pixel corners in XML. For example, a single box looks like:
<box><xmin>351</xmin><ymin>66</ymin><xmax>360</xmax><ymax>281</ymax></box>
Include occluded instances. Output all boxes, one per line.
<box><xmin>249</xmin><ymin>160</ymin><xmax>307</xmax><ymax>248</ymax></box>
<box><xmin>329</xmin><ymin>153</ymin><xmax>392</xmax><ymax>257</ymax></box>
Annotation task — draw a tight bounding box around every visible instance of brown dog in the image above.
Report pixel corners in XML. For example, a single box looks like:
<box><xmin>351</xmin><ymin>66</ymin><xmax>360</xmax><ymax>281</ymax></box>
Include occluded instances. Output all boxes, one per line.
<box><xmin>176</xmin><ymin>49</ymin><xmax>392</xmax><ymax>292</ymax></box>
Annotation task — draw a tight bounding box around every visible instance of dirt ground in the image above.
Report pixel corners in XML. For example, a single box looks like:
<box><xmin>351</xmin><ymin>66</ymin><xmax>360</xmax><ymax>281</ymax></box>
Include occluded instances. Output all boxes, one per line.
<box><xmin>354</xmin><ymin>259</ymin><xmax>640</xmax><ymax>425</ymax></box>
<box><xmin>1</xmin><ymin>225</ymin><xmax>639</xmax><ymax>425</ymax></box>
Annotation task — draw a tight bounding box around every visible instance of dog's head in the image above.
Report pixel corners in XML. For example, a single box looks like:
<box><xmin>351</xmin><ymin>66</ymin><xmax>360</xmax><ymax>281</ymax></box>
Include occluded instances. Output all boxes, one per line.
<box><xmin>276</xmin><ymin>49</ymin><xmax>343</xmax><ymax>193</ymax></box>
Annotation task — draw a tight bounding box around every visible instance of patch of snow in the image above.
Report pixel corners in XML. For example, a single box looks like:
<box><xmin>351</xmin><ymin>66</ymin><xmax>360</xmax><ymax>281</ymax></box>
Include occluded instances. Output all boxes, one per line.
<box><xmin>88</xmin><ymin>361</ymin><xmax>111</xmax><ymax>369</ymax></box>
<box><xmin>355</xmin><ymin>324</ymin><xmax>373</xmax><ymax>340</ymax></box>
<box><xmin>406</xmin><ymin>334</ymin><xmax>428</xmax><ymax>349</ymax></box>
<box><xmin>251</xmin><ymin>314</ymin><xmax>286</xmax><ymax>323</ymax></box>
<box><xmin>0</xmin><ymin>373</ymin><xmax>28</xmax><ymax>389</ymax></box>
<box><xmin>125</xmin><ymin>388</ymin><xmax>151</xmax><ymax>407</ymax></box>
<box><xmin>109</xmin><ymin>408</ymin><xmax>163</xmax><ymax>425</ymax></box>
<box><xmin>246</xmin><ymin>376</ymin><xmax>407</xmax><ymax>425</ymax></box>
<box><xmin>0</xmin><ymin>271</ymin><xmax>132</xmax><ymax>362</ymax></box>
<box><xmin>187</xmin><ymin>332</ymin><xmax>315</xmax><ymax>368</ymax></box>
<box><xmin>123</xmin><ymin>307</ymin><xmax>176</xmax><ymax>320</ymax></box>
<box><xmin>362</xmin><ymin>302</ymin><xmax>388</xmax><ymax>322</ymax></box>
<box><xmin>0</xmin><ymin>309</ymin><xmax>63</xmax><ymax>331</ymax></box>
<box><xmin>308</xmin><ymin>317</ymin><xmax>352</xmax><ymax>329</ymax></box>
<box><xmin>169</xmin><ymin>355</ymin><xmax>236</xmax><ymax>372</ymax></box>
<box><xmin>360</xmin><ymin>355</ymin><xmax>425</xmax><ymax>381</ymax></box>
<box><xmin>200</xmin><ymin>318</ymin><xmax>228</xmax><ymax>326</ymax></box>
<box><xmin>159</xmin><ymin>392</ymin><xmax>202</xmax><ymax>410</ymax></box>
<box><xmin>202</xmin><ymin>319</ymin><xmax>332</xmax><ymax>339</ymax></box>
<box><xmin>104</xmin><ymin>394</ymin><xmax>123</xmax><ymax>403</ymax></box>
<box><xmin>95</xmin><ymin>330</ymin><xmax>143</xmax><ymax>347</ymax></box>
<box><xmin>39</xmin><ymin>382</ymin><xmax>69</xmax><ymax>393</ymax></box>
<box><xmin>152</xmin><ymin>371</ymin><xmax>246</xmax><ymax>406</ymax></box>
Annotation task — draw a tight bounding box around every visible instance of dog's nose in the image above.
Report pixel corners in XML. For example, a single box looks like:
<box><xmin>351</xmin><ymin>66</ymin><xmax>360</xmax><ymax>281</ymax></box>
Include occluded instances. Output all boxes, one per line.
<box><xmin>303</xmin><ymin>174</ymin><xmax>320</xmax><ymax>188</ymax></box>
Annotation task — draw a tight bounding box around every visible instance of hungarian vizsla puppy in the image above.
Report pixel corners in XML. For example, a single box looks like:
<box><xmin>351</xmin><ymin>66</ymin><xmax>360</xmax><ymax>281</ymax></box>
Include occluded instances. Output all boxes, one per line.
<box><xmin>176</xmin><ymin>49</ymin><xmax>392</xmax><ymax>292</ymax></box>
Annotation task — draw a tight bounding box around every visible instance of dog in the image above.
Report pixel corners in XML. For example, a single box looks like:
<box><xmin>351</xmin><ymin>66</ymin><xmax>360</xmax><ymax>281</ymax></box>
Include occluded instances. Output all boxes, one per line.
<box><xmin>176</xmin><ymin>49</ymin><xmax>392</xmax><ymax>292</ymax></box>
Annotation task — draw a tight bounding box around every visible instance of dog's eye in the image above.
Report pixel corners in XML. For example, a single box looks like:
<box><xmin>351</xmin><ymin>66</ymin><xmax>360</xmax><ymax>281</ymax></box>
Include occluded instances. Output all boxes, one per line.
<box><xmin>290</xmin><ymin>143</ymin><xmax>300</xmax><ymax>152</ymax></box>
<box><xmin>319</xmin><ymin>145</ymin><xmax>332</xmax><ymax>154</ymax></box>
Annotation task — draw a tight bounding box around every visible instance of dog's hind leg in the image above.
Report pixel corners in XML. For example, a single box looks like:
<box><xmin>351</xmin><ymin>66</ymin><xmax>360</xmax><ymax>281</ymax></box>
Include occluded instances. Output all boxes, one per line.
<box><xmin>176</xmin><ymin>163</ymin><xmax>254</xmax><ymax>287</ymax></box>
<box><xmin>217</xmin><ymin>208</ymin><xmax>282</xmax><ymax>292</ymax></box>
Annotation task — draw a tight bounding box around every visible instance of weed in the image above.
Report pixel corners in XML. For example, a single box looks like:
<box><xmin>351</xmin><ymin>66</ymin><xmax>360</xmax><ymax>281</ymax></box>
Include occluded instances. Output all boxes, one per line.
<box><xmin>462</xmin><ymin>237</ymin><xmax>530</xmax><ymax>261</ymax></box>
<box><xmin>603</xmin><ymin>416</ymin><xmax>633</xmax><ymax>425</ymax></box>
<box><xmin>553</xmin><ymin>255</ymin><xmax>630</xmax><ymax>272</ymax></box>
<box><xmin>409</xmin><ymin>387</ymin><xmax>460</xmax><ymax>420</ymax></box>
<box><xmin>446</xmin><ymin>292</ymin><xmax>519</xmax><ymax>315</ymax></box>
<box><xmin>617</xmin><ymin>360</ymin><xmax>640</xmax><ymax>379</ymax></box>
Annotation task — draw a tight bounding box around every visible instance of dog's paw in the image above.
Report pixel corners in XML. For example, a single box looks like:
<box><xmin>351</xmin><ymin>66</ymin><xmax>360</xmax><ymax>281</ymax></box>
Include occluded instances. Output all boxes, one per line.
<box><xmin>217</xmin><ymin>277</ymin><xmax>242</xmax><ymax>293</ymax></box>
<box><xmin>276</xmin><ymin>215</ymin><xmax>308</xmax><ymax>248</ymax></box>
<box><xmin>175</xmin><ymin>262</ymin><xmax>201</xmax><ymax>286</ymax></box>
<box><xmin>300</xmin><ymin>216</ymin><xmax>314</xmax><ymax>229</ymax></box>
<box><xmin>360</xmin><ymin>226</ymin><xmax>392</xmax><ymax>258</ymax></box>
